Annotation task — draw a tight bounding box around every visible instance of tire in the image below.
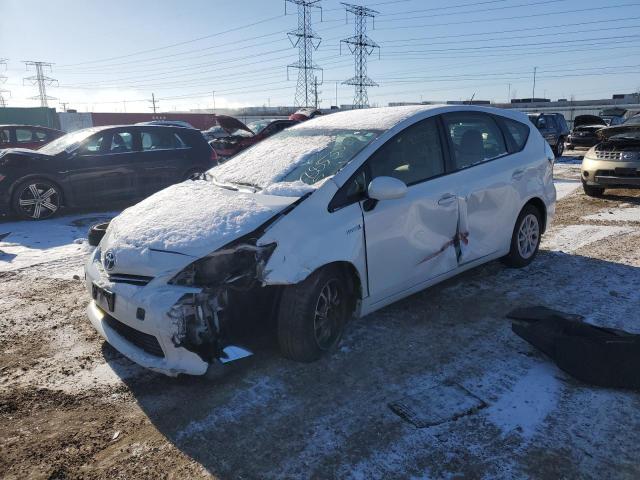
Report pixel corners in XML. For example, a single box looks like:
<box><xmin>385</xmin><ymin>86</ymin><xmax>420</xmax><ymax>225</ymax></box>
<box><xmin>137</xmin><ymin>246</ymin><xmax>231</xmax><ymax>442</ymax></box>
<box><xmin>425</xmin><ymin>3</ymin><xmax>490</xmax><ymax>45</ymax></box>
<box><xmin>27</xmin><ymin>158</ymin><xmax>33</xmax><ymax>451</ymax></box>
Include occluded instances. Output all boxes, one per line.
<box><xmin>88</xmin><ymin>222</ymin><xmax>110</xmax><ymax>247</ymax></box>
<box><xmin>277</xmin><ymin>266</ymin><xmax>351</xmax><ymax>362</ymax></box>
<box><xmin>11</xmin><ymin>178</ymin><xmax>62</xmax><ymax>220</ymax></box>
<box><xmin>553</xmin><ymin>138</ymin><xmax>565</xmax><ymax>158</ymax></box>
<box><xmin>582</xmin><ymin>182</ymin><xmax>605</xmax><ymax>197</ymax></box>
<box><xmin>502</xmin><ymin>204</ymin><xmax>542</xmax><ymax>268</ymax></box>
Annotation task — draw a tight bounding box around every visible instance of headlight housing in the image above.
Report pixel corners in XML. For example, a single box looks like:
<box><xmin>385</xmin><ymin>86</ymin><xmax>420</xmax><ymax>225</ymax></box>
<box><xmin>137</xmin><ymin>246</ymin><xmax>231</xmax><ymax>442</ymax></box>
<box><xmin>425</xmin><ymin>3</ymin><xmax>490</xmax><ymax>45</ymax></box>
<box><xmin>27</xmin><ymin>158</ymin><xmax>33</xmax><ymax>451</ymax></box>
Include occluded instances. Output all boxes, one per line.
<box><xmin>584</xmin><ymin>147</ymin><xmax>597</xmax><ymax>160</ymax></box>
<box><xmin>170</xmin><ymin>242</ymin><xmax>276</xmax><ymax>288</ymax></box>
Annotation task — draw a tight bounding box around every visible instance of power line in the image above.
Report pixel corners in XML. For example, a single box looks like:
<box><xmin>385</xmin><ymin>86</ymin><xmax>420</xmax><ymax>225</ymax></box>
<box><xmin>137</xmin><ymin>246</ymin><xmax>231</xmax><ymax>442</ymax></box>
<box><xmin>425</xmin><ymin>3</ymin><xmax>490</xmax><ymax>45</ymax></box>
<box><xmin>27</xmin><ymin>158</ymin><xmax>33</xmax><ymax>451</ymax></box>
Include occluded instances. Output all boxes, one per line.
<box><xmin>23</xmin><ymin>61</ymin><xmax>58</xmax><ymax>107</ymax></box>
<box><xmin>286</xmin><ymin>0</ymin><xmax>323</xmax><ymax>107</ymax></box>
<box><xmin>341</xmin><ymin>3</ymin><xmax>380</xmax><ymax>108</ymax></box>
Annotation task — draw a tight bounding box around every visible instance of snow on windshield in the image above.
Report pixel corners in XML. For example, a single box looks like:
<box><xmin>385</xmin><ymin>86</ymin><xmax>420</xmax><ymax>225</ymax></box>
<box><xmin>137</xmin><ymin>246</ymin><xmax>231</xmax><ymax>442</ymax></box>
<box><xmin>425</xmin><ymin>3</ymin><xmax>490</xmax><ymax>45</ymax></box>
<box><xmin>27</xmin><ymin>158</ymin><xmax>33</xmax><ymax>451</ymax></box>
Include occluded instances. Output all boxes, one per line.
<box><xmin>211</xmin><ymin>129</ymin><xmax>380</xmax><ymax>190</ymax></box>
<box><xmin>39</xmin><ymin>128</ymin><xmax>101</xmax><ymax>155</ymax></box>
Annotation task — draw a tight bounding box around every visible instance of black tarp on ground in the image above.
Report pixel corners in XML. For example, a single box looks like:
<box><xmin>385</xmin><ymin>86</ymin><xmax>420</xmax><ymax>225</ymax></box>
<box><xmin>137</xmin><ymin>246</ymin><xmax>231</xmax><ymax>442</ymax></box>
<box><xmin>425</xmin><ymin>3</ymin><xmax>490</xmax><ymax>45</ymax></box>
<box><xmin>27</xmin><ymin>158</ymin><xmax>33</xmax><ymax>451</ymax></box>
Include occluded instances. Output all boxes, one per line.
<box><xmin>508</xmin><ymin>306</ymin><xmax>640</xmax><ymax>390</ymax></box>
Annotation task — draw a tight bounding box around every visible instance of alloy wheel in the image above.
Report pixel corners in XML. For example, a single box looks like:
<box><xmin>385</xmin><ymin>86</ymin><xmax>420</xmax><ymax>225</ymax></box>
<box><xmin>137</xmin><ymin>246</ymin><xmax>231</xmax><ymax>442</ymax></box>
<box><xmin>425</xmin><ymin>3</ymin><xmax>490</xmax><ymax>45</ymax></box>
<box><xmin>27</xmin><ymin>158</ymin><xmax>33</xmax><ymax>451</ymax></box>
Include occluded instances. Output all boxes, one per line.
<box><xmin>517</xmin><ymin>213</ymin><xmax>540</xmax><ymax>259</ymax></box>
<box><xmin>313</xmin><ymin>279</ymin><xmax>343</xmax><ymax>350</ymax></box>
<box><xmin>18</xmin><ymin>183</ymin><xmax>60</xmax><ymax>219</ymax></box>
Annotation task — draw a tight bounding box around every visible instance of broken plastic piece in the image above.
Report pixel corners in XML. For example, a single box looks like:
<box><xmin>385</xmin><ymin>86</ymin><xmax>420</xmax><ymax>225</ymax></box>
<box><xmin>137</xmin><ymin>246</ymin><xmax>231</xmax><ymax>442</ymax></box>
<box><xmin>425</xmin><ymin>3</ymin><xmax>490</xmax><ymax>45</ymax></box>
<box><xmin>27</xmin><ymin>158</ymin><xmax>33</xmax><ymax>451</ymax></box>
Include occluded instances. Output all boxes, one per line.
<box><xmin>219</xmin><ymin>345</ymin><xmax>253</xmax><ymax>364</ymax></box>
<box><xmin>508</xmin><ymin>306</ymin><xmax>640</xmax><ymax>390</ymax></box>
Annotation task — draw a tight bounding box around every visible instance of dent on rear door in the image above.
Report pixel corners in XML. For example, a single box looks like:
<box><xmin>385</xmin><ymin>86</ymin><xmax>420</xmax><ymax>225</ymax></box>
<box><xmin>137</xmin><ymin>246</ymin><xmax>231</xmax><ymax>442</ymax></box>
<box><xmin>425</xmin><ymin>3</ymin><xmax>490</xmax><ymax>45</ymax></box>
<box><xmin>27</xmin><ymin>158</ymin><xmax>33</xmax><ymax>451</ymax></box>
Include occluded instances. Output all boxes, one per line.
<box><xmin>455</xmin><ymin>159</ymin><xmax>519</xmax><ymax>263</ymax></box>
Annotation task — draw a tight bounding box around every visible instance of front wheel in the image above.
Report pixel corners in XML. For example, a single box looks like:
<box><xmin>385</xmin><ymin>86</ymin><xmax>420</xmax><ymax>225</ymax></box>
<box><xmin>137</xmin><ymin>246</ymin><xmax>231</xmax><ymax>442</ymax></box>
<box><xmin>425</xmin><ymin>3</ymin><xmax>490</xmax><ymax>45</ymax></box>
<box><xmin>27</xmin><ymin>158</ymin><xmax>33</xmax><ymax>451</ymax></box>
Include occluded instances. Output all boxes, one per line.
<box><xmin>502</xmin><ymin>205</ymin><xmax>542</xmax><ymax>268</ymax></box>
<box><xmin>277</xmin><ymin>266</ymin><xmax>351</xmax><ymax>362</ymax></box>
<box><xmin>11</xmin><ymin>179</ymin><xmax>62</xmax><ymax>220</ymax></box>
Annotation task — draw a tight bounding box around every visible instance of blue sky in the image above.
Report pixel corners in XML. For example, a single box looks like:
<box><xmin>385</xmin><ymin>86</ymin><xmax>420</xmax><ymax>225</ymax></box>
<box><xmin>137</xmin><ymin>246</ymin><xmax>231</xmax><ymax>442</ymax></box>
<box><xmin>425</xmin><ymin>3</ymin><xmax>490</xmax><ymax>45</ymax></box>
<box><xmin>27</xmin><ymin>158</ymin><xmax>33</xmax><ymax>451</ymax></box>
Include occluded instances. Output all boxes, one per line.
<box><xmin>1</xmin><ymin>0</ymin><xmax>639</xmax><ymax>111</ymax></box>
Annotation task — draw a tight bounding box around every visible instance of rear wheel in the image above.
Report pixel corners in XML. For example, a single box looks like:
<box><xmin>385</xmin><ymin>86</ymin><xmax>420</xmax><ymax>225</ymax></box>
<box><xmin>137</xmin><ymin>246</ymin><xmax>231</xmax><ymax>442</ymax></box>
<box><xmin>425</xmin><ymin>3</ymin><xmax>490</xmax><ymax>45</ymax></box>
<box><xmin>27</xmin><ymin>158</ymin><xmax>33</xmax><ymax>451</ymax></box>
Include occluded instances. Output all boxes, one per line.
<box><xmin>502</xmin><ymin>205</ymin><xmax>542</xmax><ymax>268</ymax></box>
<box><xmin>553</xmin><ymin>138</ymin><xmax>565</xmax><ymax>157</ymax></box>
<box><xmin>12</xmin><ymin>179</ymin><xmax>62</xmax><ymax>220</ymax></box>
<box><xmin>582</xmin><ymin>182</ymin><xmax>605</xmax><ymax>197</ymax></box>
<box><xmin>277</xmin><ymin>266</ymin><xmax>351</xmax><ymax>362</ymax></box>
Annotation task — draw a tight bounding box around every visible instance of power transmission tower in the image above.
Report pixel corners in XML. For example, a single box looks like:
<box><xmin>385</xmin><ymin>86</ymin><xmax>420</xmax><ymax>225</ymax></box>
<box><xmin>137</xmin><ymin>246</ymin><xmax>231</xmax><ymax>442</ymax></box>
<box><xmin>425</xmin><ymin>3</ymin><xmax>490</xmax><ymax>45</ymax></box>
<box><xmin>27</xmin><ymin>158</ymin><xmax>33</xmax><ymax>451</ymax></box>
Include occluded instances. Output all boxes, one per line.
<box><xmin>23</xmin><ymin>61</ymin><xmax>58</xmax><ymax>107</ymax></box>
<box><xmin>340</xmin><ymin>3</ymin><xmax>379</xmax><ymax>109</ymax></box>
<box><xmin>286</xmin><ymin>0</ymin><xmax>323</xmax><ymax>108</ymax></box>
<box><xmin>313</xmin><ymin>76</ymin><xmax>321</xmax><ymax>108</ymax></box>
<box><xmin>149</xmin><ymin>93</ymin><xmax>159</xmax><ymax>114</ymax></box>
<box><xmin>0</xmin><ymin>59</ymin><xmax>9</xmax><ymax>108</ymax></box>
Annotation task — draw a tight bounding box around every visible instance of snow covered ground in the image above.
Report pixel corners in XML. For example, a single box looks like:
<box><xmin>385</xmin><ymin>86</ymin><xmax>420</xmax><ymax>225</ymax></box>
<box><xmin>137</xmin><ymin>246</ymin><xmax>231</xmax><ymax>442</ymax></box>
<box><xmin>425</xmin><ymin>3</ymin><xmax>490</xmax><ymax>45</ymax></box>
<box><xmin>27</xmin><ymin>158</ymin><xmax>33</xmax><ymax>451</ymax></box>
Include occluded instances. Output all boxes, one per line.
<box><xmin>2</xmin><ymin>161</ymin><xmax>640</xmax><ymax>479</ymax></box>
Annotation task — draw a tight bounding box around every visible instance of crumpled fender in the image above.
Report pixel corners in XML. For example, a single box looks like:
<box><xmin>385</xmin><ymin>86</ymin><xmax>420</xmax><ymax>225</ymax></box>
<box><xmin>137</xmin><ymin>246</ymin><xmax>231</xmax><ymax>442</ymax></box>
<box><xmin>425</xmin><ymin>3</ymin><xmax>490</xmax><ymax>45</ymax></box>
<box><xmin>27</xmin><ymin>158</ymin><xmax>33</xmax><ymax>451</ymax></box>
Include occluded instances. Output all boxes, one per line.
<box><xmin>258</xmin><ymin>180</ymin><xmax>368</xmax><ymax>296</ymax></box>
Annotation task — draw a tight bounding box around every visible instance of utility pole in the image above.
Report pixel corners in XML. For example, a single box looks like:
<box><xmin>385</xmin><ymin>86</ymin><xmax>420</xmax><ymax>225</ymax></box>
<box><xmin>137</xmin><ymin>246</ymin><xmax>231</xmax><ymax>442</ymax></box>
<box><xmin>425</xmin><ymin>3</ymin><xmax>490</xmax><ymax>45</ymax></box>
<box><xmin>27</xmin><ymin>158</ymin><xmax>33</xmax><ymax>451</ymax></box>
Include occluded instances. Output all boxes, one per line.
<box><xmin>149</xmin><ymin>93</ymin><xmax>158</xmax><ymax>114</ymax></box>
<box><xmin>60</xmin><ymin>102</ymin><xmax>68</xmax><ymax>112</ymax></box>
<box><xmin>23</xmin><ymin>61</ymin><xmax>58</xmax><ymax>107</ymax></box>
<box><xmin>0</xmin><ymin>59</ymin><xmax>9</xmax><ymax>108</ymax></box>
<box><xmin>212</xmin><ymin>90</ymin><xmax>216</xmax><ymax>112</ymax></box>
<box><xmin>340</xmin><ymin>3</ymin><xmax>380</xmax><ymax>109</ymax></box>
<box><xmin>286</xmin><ymin>0</ymin><xmax>323</xmax><ymax>108</ymax></box>
<box><xmin>532</xmin><ymin>66</ymin><xmax>538</xmax><ymax>100</ymax></box>
<box><xmin>507</xmin><ymin>83</ymin><xmax>511</xmax><ymax>102</ymax></box>
<box><xmin>335</xmin><ymin>81</ymin><xmax>338</xmax><ymax>107</ymax></box>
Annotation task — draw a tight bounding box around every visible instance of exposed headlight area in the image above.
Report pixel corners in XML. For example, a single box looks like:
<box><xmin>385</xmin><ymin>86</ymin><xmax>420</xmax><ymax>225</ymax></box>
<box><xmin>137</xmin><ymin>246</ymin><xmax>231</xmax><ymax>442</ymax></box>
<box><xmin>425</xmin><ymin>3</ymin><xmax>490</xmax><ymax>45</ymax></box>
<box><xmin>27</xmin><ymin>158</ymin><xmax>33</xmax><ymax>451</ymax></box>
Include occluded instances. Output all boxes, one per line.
<box><xmin>167</xmin><ymin>241</ymin><xmax>277</xmax><ymax>362</ymax></box>
<box><xmin>585</xmin><ymin>147</ymin><xmax>598</xmax><ymax>160</ymax></box>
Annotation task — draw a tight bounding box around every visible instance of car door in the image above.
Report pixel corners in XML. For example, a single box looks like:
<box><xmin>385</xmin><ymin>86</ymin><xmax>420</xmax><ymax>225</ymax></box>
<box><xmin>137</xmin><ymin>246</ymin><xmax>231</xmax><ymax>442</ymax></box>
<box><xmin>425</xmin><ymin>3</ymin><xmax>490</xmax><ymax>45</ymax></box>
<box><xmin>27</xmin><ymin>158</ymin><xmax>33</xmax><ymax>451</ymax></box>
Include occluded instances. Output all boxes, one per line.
<box><xmin>64</xmin><ymin>129</ymin><xmax>137</xmax><ymax>205</ymax></box>
<box><xmin>358</xmin><ymin>116</ymin><xmax>460</xmax><ymax>303</ymax></box>
<box><xmin>138</xmin><ymin>128</ymin><xmax>190</xmax><ymax>196</ymax></box>
<box><xmin>440</xmin><ymin>112</ymin><xmax>522</xmax><ymax>264</ymax></box>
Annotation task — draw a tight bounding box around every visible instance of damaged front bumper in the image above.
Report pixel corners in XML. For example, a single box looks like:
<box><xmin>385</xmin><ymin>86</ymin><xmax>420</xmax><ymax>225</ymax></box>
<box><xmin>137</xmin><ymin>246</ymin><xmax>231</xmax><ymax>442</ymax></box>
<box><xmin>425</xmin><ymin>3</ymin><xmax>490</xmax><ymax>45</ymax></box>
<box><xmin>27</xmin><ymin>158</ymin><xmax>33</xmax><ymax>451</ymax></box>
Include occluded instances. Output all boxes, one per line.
<box><xmin>84</xmin><ymin>248</ymin><xmax>254</xmax><ymax>376</ymax></box>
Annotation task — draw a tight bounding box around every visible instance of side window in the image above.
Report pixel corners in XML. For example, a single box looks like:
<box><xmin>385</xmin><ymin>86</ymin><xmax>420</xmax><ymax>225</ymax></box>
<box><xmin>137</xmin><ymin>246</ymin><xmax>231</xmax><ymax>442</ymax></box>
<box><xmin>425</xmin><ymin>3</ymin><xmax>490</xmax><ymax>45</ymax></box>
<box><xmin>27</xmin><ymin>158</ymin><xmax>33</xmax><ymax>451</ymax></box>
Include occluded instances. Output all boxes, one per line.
<box><xmin>368</xmin><ymin>117</ymin><xmax>445</xmax><ymax>186</ymax></box>
<box><xmin>34</xmin><ymin>130</ymin><xmax>49</xmax><ymax>142</ymax></box>
<box><xmin>81</xmin><ymin>134</ymin><xmax>107</xmax><ymax>154</ymax></box>
<box><xmin>110</xmin><ymin>131</ymin><xmax>134</xmax><ymax>152</ymax></box>
<box><xmin>0</xmin><ymin>128</ymin><xmax>10</xmax><ymax>145</ymax></box>
<box><xmin>501</xmin><ymin>118</ymin><xmax>530</xmax><ymax>152</ymax></box>
<box><xmin>173</xmin><ymin>133</ymin><xmax>188</xmax><ymax>148</ymax></box>
<box><xmin>15</xmin><ymin>128</ymin><xmax>35</xmax><ymax>143</ymax></box>
<box><xmin>443</xmin><ymin>112</ymin><xmax>507</xmax><ymax>170</ymax></box>
<box><xmin>141</xmin><ymin>130</ymin><xmax>173</xmax><ymax>151</ymax></box>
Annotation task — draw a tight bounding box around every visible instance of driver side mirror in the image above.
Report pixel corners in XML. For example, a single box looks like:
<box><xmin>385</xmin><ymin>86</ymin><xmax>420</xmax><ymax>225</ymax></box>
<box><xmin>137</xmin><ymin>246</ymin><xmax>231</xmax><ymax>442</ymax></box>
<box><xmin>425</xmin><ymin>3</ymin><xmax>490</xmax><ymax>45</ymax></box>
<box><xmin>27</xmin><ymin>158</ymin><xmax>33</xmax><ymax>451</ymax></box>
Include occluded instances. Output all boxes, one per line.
<box><xmin>367</xmin><ymin>176</ymin><xmax>408</xmax><ymax>201</ymax></box>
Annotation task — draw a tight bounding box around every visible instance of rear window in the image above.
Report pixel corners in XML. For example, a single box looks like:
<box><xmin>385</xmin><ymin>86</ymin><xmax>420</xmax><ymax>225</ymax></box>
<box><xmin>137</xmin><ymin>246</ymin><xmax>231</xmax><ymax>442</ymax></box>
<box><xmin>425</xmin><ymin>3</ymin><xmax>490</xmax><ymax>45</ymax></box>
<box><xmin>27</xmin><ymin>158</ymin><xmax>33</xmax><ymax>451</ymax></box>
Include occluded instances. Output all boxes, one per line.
<box><xmin>15</xmin><ymin>128</ymin><xmax>34</xmax><ymax>142</ymax></box>
<box><xmin>502</xmin><ymin>118</ymin><xmax>530</xmax><ymax>151</ymax></box>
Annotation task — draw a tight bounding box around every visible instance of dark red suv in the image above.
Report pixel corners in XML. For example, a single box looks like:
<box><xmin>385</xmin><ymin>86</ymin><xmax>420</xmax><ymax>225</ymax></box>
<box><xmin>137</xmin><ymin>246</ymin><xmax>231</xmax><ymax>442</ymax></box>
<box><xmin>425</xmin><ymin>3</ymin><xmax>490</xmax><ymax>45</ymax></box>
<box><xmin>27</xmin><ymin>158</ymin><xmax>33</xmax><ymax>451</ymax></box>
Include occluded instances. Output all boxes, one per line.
<box><xmin>0</xmin><ymin>125</ymin><xmax>65</xmax><ymax>150</ymax></box>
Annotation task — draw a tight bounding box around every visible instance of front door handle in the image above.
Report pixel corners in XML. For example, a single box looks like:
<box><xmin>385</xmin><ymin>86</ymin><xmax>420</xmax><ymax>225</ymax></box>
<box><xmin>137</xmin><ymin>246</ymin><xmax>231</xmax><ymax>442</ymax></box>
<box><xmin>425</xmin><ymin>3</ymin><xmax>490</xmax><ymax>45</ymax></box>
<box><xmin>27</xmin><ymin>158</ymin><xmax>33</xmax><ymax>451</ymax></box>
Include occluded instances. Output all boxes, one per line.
<box><xmin>512</xmin><ymin>169</ymin><xmax>524</xmax><ymax>180</ymax></box>
<box><xmin>438</xmin><ymin>194</ymin><xmax>456</xmax><ymax>206</ymax></box>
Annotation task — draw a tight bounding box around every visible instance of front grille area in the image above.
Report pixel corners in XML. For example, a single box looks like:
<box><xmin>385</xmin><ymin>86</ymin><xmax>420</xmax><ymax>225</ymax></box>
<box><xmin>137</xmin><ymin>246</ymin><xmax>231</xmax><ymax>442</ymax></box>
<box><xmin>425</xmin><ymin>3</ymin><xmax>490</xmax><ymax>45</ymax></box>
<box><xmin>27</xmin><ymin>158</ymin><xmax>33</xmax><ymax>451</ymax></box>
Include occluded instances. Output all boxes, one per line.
<box><xmin>107</xmin><ymin>273</ymin><xmax>154</xmax><ymax>286</ymax></box>
<box><xmin>595</xmin><ymin>150</ymin><xmax>623</xmax><ymax>161</ymax></box>
<box><xmin>103</xmin><ymin>313</ymin><xmax>164</xmax><ymax>358</ymax></box>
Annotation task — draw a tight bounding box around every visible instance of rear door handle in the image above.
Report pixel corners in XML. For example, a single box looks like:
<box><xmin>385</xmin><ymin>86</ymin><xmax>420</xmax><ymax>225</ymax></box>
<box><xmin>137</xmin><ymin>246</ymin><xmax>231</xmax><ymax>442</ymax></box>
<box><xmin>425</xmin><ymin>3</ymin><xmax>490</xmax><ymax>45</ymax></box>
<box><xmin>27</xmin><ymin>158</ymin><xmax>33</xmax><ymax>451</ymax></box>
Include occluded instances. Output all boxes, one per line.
<box><xmin>512</xmin><ymin>169</ymin><xmax>524</xmax><ymax>180</ymax></box>
<box><xmin>438</xmin><ymin>194</ymin><xmax>456</xmax><ymax>206</ymax></box>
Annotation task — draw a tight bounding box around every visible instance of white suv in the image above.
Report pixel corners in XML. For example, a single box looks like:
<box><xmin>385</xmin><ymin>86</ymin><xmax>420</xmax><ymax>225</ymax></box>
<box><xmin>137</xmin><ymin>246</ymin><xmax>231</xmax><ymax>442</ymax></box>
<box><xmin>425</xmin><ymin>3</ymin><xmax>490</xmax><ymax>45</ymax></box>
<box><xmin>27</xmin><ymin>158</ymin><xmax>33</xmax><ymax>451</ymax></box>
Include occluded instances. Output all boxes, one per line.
<box><xmin>85</xmin><ymin>105</ymin><xmax>556</xmax><ymax>376</ymax></box>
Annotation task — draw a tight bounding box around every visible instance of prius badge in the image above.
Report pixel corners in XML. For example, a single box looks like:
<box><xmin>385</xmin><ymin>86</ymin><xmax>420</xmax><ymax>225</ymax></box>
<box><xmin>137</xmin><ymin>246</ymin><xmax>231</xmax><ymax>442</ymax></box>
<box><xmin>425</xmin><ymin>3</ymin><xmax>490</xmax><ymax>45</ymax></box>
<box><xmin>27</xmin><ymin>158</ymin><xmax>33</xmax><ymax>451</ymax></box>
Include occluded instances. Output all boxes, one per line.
<box><xmin>103</xmin><ymin>249</ymin><xmax>116</xmax><ymax>271</ymax></box>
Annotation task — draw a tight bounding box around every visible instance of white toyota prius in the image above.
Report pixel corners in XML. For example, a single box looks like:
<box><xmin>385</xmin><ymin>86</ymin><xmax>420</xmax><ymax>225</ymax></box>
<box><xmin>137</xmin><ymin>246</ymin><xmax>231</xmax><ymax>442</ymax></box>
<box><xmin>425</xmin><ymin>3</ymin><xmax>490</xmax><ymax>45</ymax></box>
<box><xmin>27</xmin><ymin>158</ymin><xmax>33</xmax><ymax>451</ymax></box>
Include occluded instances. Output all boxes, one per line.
<box><xmin>85</xmin><ymin>105</ymin><xmax>556</xmax><ymax>376</ymax></box>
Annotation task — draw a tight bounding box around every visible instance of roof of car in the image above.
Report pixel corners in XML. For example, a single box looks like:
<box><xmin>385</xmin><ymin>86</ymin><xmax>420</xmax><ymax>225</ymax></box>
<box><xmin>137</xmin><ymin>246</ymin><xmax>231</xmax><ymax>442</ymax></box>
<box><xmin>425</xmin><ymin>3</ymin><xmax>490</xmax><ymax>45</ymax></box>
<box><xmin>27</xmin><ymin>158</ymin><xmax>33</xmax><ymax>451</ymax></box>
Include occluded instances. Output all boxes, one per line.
<box><xmin>293</xmin><ymin>104</ymin><xmax>529</xmax><ymax>131</ymax></box>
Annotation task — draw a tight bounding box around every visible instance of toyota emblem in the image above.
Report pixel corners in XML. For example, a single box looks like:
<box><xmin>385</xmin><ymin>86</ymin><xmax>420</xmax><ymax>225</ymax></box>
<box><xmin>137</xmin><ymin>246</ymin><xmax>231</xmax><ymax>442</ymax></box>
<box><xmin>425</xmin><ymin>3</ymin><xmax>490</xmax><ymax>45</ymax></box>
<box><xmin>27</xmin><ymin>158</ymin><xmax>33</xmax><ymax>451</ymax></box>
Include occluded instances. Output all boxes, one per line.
<box><xmin>103</xmin><ymin>250</ymin><xmax>116</xmax><ymax>271</ymax></box>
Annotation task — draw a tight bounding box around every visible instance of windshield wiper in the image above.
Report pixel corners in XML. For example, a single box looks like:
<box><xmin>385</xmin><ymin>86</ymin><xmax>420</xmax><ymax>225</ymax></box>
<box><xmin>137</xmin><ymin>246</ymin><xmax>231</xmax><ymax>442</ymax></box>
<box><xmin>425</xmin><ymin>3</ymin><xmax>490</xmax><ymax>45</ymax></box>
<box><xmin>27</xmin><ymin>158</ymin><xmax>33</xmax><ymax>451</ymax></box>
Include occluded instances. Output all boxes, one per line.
<box><xmin>210</xmin><ymin>177</ymin><xmax>262</xmax><ymax>193</ymax></box>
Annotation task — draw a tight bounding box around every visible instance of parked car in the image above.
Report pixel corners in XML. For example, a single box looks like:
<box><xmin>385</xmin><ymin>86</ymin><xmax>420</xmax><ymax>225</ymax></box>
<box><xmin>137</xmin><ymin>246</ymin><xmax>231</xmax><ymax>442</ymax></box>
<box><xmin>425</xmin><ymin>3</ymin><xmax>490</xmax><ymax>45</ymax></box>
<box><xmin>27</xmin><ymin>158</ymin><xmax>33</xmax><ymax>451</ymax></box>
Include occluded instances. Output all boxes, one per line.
<box><xmin>0</xmin><ymin>124</ymin><xmax>65</xmax><ymax>150</ymax></box>
<box><xmin>84</xmin><ymin>105</ymin><xmax>556</xmax><ymax>376</ymax></box>
<box><xmin>209</xmin><ymin>116</ymin><xmax>298</xmax><ymax>159</ymax></box>
<box><xmin>289</xmin><ymin>107</ymin><xmax>322</xmax><ymax>122</ymax></box>
<box><xmin>527</xmin><ymin>113</ymin><xmax>570</xmax><ymax>157</ymax></box>
<box><xmin>599</xmin><ymin>107</ymin><xmax>628</xmax><ymax>126</ymax></box>
<box><xmin>565</xmin><ymin>115</ymin><xmax>607</xmax><ymax>150</ymax></box>
<box><xmin>0</xmin><ymin>125</ymin><xmax>216</xmax><ymax>220</ymax></box>
<box><xmin>581</xmin><ymin>115</ymin><xmax>640</xmax><ymax>197</ymax></box>
<box><xmin>136</xmin><ymin>120</ymin><xmax>195</xmax><ymax>129</ymax></box>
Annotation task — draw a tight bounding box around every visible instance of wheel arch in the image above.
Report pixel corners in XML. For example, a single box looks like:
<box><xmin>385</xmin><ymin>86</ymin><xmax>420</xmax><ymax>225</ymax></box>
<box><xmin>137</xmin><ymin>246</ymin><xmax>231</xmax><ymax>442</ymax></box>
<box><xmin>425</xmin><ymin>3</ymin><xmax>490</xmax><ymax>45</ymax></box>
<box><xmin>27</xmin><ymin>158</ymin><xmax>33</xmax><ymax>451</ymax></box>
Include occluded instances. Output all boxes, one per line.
<box><xmin>522</xmin><ymin>196</ymin><xmax>547</xmax><ymax>233</ymax></box>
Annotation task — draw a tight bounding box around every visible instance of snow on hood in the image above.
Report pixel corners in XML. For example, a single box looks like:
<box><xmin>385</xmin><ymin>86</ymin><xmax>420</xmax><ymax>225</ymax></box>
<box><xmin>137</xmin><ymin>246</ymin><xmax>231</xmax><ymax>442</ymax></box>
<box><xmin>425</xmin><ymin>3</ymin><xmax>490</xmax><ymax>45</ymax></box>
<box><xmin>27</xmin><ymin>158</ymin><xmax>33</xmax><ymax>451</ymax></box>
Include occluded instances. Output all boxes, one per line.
<box><xmin>104</xmin><ymin>181</ymin><xmax>299</xmax><ymax>265</ymax></box>
<box><xmin>295</xmin><ymin>105</ymin><xmax>438</xmax><ymax>131</ymax></box>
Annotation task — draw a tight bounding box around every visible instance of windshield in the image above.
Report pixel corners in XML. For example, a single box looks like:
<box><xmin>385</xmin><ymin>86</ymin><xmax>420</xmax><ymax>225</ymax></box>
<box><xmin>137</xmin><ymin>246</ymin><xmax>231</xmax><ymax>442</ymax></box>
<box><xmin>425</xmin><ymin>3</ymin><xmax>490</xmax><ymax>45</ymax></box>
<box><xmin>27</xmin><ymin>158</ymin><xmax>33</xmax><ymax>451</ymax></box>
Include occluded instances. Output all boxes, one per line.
<box><xmin>38</xmin><ymin>127</ymin><xmax>102</xmax><ymax>155</ymax></box>
<box><xmin>209</xmin><ymin>127</ymin><xmax>382</xmax><ymax>190</ymax></box>
<box><xmin>246</xmin><ymin>119</ymin><xmax>275</xmax><ymax>134</ymax></box>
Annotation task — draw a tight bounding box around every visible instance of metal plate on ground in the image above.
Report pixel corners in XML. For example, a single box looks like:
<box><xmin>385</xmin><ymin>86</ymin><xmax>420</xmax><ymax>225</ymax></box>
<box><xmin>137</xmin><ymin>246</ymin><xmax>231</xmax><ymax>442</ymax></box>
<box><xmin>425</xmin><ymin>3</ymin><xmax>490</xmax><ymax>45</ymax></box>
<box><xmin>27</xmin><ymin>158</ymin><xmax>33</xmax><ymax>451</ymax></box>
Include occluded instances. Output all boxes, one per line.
<box><xmin>389</xmin><ymin>383</ymin><xmax>486</xmax><ymax>428</ymax></box>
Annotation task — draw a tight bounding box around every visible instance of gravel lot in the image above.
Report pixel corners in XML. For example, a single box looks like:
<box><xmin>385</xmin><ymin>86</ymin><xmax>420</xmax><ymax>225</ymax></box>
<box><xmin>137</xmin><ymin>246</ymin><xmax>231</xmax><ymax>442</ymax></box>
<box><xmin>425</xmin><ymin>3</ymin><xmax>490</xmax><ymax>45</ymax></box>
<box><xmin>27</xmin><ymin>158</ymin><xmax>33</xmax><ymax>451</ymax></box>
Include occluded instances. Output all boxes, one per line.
<box><xmin>1</xmin><ymin>158</ymin><xmax>640</xmax><ymax>479</ymax></box>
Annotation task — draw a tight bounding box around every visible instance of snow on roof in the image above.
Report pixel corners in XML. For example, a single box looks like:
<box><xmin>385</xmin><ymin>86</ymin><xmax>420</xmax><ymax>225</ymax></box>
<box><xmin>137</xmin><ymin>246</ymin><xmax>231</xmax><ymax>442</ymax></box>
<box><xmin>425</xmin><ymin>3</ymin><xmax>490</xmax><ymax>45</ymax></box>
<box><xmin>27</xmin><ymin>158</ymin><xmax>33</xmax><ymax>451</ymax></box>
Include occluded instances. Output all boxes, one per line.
<box><xmin>295</xmin><ymin>105</ymin><xmax>443</xmax><ymax>131</ymax></box>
